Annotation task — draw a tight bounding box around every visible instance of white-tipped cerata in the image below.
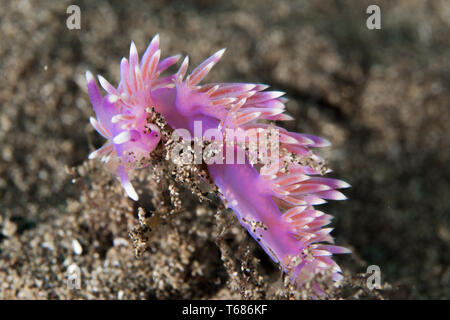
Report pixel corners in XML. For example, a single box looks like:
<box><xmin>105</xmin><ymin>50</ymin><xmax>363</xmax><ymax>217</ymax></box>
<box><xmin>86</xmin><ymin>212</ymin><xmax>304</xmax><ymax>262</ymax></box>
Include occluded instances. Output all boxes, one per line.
<box><xmin>113</xmin><ymin>131</ymin><xmax>131</xmax><ymax>144</ymax></box>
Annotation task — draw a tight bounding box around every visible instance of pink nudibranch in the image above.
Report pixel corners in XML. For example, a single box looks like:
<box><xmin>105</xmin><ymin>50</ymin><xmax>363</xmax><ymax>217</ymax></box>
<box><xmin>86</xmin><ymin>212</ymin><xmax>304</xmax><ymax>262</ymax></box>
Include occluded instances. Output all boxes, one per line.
<box><xmin>85</xmin><ymin>34</ymin><xmax>351</xmax><ymax>289</ymax></box>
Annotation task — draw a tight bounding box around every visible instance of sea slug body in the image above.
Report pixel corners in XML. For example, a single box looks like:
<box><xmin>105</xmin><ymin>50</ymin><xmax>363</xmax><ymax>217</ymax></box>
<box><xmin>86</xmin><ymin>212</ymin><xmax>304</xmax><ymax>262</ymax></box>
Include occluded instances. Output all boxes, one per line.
<box><xmin>85</xmin><ymin>34</ymin><xmax>351</xmax><ymax>290</ymax></box>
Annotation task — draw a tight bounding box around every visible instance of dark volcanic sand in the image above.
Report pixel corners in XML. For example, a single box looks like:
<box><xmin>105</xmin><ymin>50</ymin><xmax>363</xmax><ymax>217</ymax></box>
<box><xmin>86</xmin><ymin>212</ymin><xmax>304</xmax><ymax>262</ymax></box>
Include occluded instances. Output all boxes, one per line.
<box><xmin>0</xmin><ymin>0</ymin><xmax>449</xmax><ymax>299</ymax></box>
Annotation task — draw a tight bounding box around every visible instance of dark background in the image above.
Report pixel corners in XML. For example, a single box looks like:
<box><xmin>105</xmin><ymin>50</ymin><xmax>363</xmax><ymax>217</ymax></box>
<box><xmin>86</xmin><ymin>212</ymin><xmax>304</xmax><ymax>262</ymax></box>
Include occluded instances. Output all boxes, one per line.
<box><xmin>0</xmin><ymin>0</ymin><xmax>449</xmax><ymax>299</ymax></box>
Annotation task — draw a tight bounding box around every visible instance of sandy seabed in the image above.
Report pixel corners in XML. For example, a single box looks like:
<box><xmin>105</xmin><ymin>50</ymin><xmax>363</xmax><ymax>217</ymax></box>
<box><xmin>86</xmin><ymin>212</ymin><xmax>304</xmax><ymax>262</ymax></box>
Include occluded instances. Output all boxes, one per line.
<box><xmin>0</xmin><ymin>0</ymin><xmax>449</xmax><ymax>299</ymax></box>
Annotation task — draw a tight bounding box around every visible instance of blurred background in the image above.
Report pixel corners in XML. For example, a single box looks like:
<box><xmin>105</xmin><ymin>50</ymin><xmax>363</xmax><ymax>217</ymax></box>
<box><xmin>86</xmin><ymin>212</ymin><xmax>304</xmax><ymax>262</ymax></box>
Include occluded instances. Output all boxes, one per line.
<box><xmin>0</xmin><ymin>0</ymin><xmax>449</xmax><ymax>299</ymax></box>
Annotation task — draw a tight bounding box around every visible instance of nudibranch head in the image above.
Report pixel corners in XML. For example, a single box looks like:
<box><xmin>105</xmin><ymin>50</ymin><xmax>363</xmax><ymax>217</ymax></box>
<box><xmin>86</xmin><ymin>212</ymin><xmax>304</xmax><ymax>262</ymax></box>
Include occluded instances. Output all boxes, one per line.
<box><xmin>86</xmin><ymin>35</ymin><xmax>180</xmax><ymax>200</ymax></box>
